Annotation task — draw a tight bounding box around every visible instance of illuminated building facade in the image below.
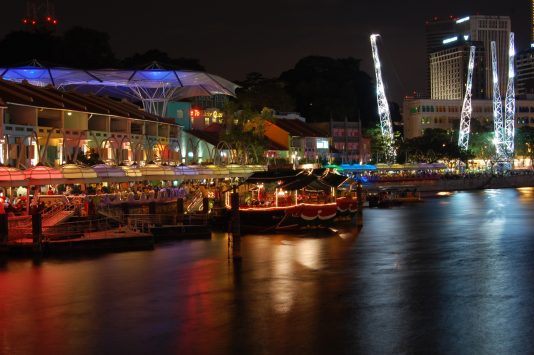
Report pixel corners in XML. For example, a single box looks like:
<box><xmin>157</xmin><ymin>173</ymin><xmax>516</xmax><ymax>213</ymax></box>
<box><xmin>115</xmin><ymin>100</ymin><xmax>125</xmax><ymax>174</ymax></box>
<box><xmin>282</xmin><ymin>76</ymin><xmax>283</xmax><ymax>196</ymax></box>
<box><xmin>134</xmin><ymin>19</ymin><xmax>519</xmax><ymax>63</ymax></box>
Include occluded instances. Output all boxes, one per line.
<box><xmin>425</xmin><ymin>16</ymin><xmax>458</xmax><ymax>97</ymax></box>
<box><xmin>403</xmin><ymin>98</ymin><xmax>534</xmax><ymax>139</ymax></box>
<box><xmin>430</xmin><ymin>39</ymin><xmax>485</xmax><ymax>100</ymax></box>
<box><xmin>455</xmin><ymin>16</ymin><xmax>511</xmax><ymax>98</ymax></box>
<box><xmin>0</xmin><ymin>79</ymin><xmax>182</xmax><ymax>168</ymax></box>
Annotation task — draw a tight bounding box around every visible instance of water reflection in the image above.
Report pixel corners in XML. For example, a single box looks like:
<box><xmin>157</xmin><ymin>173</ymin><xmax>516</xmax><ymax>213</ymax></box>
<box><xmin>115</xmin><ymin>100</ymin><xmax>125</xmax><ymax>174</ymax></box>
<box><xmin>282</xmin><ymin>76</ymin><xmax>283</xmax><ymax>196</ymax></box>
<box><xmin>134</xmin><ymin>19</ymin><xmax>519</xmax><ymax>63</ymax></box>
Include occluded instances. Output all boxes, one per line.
<box><xmin>2</xmin><ymin>189</ymin><xmax>534</xmax><ymax>353</ymax></box>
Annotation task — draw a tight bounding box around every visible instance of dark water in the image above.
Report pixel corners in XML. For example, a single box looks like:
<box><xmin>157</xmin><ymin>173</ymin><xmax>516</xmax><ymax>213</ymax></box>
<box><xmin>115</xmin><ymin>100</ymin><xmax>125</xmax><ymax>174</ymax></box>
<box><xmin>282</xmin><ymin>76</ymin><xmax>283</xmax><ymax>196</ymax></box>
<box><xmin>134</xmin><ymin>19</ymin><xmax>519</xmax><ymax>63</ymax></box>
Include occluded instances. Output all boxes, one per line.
<box><xmin>3</xmin><ymin>189</ymin><xmax>534</xmax><ymax>354</ymax></box>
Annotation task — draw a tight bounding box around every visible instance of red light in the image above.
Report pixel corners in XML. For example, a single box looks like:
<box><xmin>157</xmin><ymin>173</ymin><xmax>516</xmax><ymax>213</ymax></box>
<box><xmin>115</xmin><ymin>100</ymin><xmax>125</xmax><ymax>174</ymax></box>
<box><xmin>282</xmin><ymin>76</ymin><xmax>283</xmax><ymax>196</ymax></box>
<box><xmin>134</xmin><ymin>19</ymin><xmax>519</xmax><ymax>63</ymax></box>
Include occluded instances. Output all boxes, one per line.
<box><xmin>46</xmin><ymin>16</ymin><xmax>51</xmax><ymax>21</ymax></box>
<box><xmin>190</xmin><ymin>109</ymin><xmax>202</xmax><ymax>118</ymax></box>
<box><xmin>22</xmin><ymin>18</ymin><xmax>28</xmax><ymax>24</ymax></box>
<box><xmin>31</xmin><ymin>20</ymin><xmax>36</xmax><ymax>25</ymax></box>
<box><xmin>53</xmin><ymin>19</ymin><xmax>57</xmax><ymax>25</ymax></box>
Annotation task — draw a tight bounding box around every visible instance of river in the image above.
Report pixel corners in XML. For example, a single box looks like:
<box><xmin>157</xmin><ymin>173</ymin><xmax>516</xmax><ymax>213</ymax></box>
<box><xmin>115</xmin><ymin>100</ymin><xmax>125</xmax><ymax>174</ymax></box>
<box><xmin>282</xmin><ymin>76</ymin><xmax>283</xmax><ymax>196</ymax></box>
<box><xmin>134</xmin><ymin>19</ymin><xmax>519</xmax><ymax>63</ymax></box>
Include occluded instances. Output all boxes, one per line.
<box><xmin>2</xmin><ymin>188</ymin><xmax>534</xmax><ymax>354</ymax></box>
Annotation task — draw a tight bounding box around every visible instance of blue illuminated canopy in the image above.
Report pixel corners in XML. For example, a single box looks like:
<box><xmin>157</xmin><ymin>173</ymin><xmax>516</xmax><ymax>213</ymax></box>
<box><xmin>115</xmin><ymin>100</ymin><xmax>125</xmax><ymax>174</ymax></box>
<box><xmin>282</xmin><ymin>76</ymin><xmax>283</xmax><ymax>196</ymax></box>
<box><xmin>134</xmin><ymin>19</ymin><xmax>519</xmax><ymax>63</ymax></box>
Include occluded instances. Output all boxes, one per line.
<box><xmin>0</xmin><ymin>63</ymin><xmax>239</xmax><ymax>116</ymax></box>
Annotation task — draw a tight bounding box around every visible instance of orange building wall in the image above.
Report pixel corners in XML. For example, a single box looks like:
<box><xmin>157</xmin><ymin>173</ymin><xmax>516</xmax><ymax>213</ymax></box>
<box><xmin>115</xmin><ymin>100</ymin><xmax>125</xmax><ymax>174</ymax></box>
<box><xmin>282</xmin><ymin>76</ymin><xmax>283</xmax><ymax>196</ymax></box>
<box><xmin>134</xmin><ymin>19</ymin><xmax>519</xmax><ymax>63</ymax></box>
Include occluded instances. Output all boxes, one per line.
<box><xmin>263</xmin><ymin>121</ymin><xmax>289</xmax><ymax>149</ymax></box>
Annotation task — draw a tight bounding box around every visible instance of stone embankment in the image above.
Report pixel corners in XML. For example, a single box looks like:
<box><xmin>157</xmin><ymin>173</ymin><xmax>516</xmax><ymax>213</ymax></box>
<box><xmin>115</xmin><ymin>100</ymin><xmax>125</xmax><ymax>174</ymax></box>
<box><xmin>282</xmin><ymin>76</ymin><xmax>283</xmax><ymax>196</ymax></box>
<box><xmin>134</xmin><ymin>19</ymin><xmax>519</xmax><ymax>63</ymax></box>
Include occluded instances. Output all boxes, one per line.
<box><xmin>366</xmin><ymin>174</ymin><xmax>534</xmax><ymax>193</ymax></box>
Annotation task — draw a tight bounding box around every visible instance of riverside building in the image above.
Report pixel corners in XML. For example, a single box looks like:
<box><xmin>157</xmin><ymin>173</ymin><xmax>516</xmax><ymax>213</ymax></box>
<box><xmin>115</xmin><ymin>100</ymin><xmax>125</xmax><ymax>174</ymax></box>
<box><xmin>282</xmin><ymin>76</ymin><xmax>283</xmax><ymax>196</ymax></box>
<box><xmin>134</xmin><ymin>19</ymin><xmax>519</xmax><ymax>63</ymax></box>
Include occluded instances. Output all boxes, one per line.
<box><xmin>403</xmin><ymin>98</ymin><xmax>534</xmax><ymax>139</ymax></box>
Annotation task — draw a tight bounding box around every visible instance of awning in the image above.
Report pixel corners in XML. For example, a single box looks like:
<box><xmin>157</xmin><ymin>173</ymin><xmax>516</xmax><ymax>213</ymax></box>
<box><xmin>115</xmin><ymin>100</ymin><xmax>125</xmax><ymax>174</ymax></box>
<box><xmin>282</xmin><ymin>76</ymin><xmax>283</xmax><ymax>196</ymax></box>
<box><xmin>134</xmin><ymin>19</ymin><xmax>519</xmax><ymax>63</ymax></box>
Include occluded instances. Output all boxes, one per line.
<box><xmin>0</xmin><ymin>167</ymin><xmax>26</xmax><ymax>187</ymax></box>
<box><xmin>340</xmin><ymin>164</ymin><xmax>377</xmax><ymax>171</ymax></box>
<box><xmin>120</xmin><ymin>165</ymin><xmax>143</xmax><ymax>180</ymax></box>
<box><xmin>139</xmin><ymin>164</ymin><xmax>176</xmax><ymax>180</ymax></box>
<box><xmin>60</xmin><ymin>164</ymin><xmax>100</xmax><ymax>184</ymax></box>
<box><xmin>23</xmin><ymin>166</ymin><xmax>65</xmax><ymax>185</ymax></box>
<box><xmin>92</xmin><ymin>164</ymin><xmax>130</xmax><ymax>182</ymax></box>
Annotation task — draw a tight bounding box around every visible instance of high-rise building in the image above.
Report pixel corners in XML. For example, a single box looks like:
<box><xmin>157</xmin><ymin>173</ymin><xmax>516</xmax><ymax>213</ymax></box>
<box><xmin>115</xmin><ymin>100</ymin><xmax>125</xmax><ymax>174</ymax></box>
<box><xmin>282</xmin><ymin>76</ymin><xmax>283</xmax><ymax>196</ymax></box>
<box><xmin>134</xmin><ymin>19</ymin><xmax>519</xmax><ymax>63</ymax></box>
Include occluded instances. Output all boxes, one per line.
<box><xmin>427</xmin><ymin>15</ymin><xmax>511</xmax><ymax>100</ymax></box>
<box><xmin>424</xmin><ymin>16</ymin><xmax>457</xmax><ymax>97</ymax></box>
<box><xmin>516</xmin><ymin>48</ymin><xmax>534</xmax><ymax>98</ymax></box>
<box><xmin>430</xmin><ymin>39</ymin><xmax>485</xmax><ymax>100</ymax></box>
<box><xmin>455</xmin><ymin>15</ymin><xmax>511</xmax><ymax>98</ymax></box>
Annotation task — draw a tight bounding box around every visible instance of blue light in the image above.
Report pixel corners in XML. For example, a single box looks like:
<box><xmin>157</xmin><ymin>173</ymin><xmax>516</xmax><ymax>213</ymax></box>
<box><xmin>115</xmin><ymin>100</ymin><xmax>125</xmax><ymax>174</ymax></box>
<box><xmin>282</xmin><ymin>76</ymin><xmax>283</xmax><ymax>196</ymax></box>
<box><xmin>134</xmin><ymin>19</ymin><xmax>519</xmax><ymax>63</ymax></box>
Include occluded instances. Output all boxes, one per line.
<box><xmin>16</xmin><ymin>68</ymin><xmax>47</xmax><ymax>79</ymax></box>
<box><xmin>139</xmin><ymin>71</ymin><xmax>172</xmax><ymax>80</ymax></box>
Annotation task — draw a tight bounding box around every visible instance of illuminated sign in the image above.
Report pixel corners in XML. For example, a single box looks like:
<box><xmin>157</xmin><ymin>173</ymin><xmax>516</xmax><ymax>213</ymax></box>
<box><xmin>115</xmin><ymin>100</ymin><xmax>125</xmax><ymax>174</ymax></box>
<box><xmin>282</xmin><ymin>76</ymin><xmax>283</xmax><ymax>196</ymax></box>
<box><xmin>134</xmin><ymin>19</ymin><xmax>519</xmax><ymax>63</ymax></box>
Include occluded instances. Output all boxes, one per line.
<box><xmin>205</xmin><ymin>110</ymin><xmax>223</xmax><ymax>119</ymax></box>
<box><xmin>190</xmin><ymin>108</ymin><xmax>202</xmax><ymax>118</ymax></box>
<box><xmin>456</xmin><ymin>16</ymin><xmax>470</xmax><ymax>24</ymax></box>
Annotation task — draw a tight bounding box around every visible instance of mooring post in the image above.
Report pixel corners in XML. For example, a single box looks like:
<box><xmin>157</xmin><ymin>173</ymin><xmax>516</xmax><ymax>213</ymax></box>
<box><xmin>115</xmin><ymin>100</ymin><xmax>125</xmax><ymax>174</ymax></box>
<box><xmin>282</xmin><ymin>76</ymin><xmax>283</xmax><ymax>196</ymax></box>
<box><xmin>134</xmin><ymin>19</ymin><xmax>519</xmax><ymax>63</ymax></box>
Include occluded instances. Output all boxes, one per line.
<box><xmin>0</xmin><ymin>213</ymin><xmax>8</xmax><ymax>244</ymax></box>
<box><xmin>202</xmin><ymin>197</ymin><xmax>210</xmax><ymax>214</ymax></box>
<box><xmin>32</xmin><ymin>210</ymin><xmax>43</xmax><ymax>254</ymax></box>
<box><xmin>176</xmin><ymin>197</ymin><xmax>184</xmax><ymax>224</ymax></box>
<box><xmin>356</xmin><ymin>182</ymin><xmax>364</xmax><ymax>228</ymax></box>
<box><xmin>230</xmin><ymin>188</ymin><xmax>241</xmax><ymax>259</ymax></box>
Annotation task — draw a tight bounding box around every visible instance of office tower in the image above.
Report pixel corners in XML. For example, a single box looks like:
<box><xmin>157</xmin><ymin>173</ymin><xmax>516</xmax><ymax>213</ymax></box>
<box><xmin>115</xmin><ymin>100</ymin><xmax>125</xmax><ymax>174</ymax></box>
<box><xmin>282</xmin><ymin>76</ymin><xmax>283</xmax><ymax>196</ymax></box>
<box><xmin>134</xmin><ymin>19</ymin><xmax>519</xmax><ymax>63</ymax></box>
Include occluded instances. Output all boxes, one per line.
<box><xmin>425</xmin><ymin>16</ymin><xmax>457</xmax><ymax>97</ymax></box>
<box><xmin>430</xmin><ymin>38</ymin><xmax>485</xmax><ymax>100</ymax></box>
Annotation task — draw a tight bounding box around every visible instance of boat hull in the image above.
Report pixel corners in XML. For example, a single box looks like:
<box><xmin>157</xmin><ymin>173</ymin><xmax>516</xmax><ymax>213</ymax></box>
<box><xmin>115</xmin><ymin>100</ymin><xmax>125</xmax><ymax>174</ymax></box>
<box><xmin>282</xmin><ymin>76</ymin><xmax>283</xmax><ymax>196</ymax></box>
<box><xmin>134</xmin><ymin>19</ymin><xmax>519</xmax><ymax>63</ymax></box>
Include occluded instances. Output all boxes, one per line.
<box><xmin>239</xmin><ymin>203</ymin><xmax>338</xmax><ymax>233</ymax></box>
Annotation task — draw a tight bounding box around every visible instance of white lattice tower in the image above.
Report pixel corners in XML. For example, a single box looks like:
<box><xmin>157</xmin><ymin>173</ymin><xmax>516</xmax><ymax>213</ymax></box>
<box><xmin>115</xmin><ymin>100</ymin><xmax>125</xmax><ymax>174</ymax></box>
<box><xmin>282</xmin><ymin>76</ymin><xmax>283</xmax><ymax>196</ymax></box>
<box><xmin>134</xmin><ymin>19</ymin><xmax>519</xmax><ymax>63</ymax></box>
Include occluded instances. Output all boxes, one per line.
<box><xmin>458</xmin><ymin>46</ymin><xmax>476</xmax><ymax>151</ymax></box>
<box><xmin>503</xmin><ymin>32</ymin><xmax>516</xmax><ymax>159</ymax></box>
<box><xmin>370</xmin><ymin>34</ymin><xmax>396</xmax><ymax>162</ymax></box>
<box><xmin>491</xmin><ymin>41</ymin><xmax>505</xmax><ymax>159</ymax></box>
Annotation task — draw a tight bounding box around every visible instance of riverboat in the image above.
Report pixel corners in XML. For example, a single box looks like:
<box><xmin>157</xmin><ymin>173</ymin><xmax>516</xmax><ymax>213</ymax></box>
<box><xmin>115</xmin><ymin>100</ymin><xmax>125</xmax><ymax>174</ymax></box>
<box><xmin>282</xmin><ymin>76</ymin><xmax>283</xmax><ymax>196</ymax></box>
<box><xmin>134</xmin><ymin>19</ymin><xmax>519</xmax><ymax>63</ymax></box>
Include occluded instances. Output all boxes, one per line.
<box><xmin>235</xmin><ymin>169</ymin><xmax>359</xmax><ymax>233</ymax></box>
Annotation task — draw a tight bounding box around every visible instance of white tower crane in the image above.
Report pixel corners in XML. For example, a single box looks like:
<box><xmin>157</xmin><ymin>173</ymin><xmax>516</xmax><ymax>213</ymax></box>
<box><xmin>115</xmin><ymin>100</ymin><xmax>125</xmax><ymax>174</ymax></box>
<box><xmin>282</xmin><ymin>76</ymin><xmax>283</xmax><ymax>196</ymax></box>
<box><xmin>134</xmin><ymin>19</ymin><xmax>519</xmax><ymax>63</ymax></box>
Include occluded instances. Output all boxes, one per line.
<box><xmin>458</xmin><ymin>46</ymin><xmax>476</xmax><ymax>150</ymax></box>
<box><xmin>491</xmin><ymin>41</ymin><xmax>505</xmax><ymax>159</ymax></box>
<box><xmin>503</xmin><ymin>32</ymin><xmax>516</xmax><ymax>159</ymax></box>
<box><xmin>370</xmin><ymin>34</ymin><xmax>396</xmax><ymax>162</ymax></box>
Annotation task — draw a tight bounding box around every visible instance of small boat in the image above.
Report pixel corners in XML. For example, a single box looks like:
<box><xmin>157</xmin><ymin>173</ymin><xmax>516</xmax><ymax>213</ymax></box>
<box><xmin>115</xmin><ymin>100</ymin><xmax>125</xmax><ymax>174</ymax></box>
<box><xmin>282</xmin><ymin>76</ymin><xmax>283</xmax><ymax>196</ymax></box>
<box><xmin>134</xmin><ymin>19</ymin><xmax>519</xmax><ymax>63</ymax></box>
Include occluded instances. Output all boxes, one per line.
<box><xmin>367</xmin><ymin>186</ymin><xmax>422</xmax><ymax>208</ymax></box>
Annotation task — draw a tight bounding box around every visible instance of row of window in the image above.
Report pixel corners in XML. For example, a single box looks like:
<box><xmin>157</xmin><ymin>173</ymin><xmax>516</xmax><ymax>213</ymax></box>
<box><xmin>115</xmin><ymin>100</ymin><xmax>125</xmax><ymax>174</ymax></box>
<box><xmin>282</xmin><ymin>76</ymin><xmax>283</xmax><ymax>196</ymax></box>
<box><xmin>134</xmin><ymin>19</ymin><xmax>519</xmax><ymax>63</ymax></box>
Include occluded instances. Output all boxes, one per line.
<box><xmin>412</xmin><ymin>106</ymin><xmax>534</xmax><ymax>114</ymax></box>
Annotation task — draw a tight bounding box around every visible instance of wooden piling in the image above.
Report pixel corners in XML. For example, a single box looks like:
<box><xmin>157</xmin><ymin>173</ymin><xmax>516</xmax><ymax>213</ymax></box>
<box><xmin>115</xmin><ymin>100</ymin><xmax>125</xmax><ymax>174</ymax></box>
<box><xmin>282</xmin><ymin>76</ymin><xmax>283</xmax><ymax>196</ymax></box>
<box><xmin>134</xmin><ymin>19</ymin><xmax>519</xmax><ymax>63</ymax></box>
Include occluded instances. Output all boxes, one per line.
<box><xmin>176</xmin><ymin>197</ymin><xmax>184</xmax><ymax>224</ymax></box>
<box><xmin>0</xmin><ymin>213</ymin><xmax>8</xmax><ymax>244</ymax></box>
<box><xmin>32</xmin><ymin>211</ymin><xmax>43</xmax><ymax>254</ymax></box>
<box><xmin>202</xmin><ymin>197</ymin><xmax>210</xmax><ymax>214</ymax></box>
<box><xmin>356</xmin><ymin>182</ymin><xmax>364</xmax><ymax>228</ymax></box>
<box><xmin>230</xmin><ymin>191</ymin><xmax>241</xmax><ymax>259</ymax></box>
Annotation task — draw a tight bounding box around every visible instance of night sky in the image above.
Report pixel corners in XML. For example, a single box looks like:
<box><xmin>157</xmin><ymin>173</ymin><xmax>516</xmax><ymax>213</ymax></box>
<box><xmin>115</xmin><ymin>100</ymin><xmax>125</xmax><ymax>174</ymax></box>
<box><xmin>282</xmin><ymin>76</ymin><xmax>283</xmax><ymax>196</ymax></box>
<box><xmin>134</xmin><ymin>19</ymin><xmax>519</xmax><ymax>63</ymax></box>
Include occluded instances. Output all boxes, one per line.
<box><xmin>0</xmin><ymin>0</ymin><xmax>531</xmax><ymax>103</ymax></box>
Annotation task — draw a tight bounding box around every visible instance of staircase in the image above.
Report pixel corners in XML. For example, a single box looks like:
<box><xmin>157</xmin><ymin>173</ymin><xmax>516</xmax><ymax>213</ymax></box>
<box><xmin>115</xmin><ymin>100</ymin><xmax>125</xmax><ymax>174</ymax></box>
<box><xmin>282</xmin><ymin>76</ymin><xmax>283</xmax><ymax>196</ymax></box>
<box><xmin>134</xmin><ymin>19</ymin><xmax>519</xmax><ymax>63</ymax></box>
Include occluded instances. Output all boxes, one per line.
<box><xmin>42</xmin><ymin>210</ymin><xmax>75</xmax><ymax>228</ymax></box>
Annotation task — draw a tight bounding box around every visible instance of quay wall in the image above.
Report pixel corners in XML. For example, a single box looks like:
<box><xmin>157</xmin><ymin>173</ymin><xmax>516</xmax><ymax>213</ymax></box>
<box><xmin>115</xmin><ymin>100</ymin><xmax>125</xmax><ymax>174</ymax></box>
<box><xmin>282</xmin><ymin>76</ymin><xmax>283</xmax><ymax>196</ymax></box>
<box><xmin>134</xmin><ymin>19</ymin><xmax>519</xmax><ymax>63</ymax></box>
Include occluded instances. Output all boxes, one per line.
<box><xmin>365</xmin><ymin>175</ymin><xmax>534</xmax><ymax>193</ymax></box>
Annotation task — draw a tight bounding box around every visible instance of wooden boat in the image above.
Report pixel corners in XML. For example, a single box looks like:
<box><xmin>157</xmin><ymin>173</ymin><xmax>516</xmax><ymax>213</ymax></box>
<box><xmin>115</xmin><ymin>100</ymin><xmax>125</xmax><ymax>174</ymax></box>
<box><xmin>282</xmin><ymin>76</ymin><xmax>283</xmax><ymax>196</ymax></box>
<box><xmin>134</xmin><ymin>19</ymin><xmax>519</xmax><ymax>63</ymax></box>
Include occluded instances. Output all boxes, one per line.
<box><xmin>239</xmin><ymin>202</ymin><xmax>338</xmax><ymax>233</ymax></box>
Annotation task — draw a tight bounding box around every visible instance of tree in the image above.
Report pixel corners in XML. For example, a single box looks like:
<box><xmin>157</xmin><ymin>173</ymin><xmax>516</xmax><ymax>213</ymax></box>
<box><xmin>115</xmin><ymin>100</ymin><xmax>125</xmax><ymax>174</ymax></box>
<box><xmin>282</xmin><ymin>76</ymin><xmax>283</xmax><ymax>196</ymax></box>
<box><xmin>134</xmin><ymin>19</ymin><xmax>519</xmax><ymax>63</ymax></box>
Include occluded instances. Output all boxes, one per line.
<box><xmin>235</xmin><ymin>72</ymin><xmax>295</xmax><ymax>112</ymax></box>
<box><xmin>61</xmin><ymin>27</ymin><xmax>116</xmax><ymax>68</ymax></box>
<box><xmin>401</xmin><ymin>128</ymin><xmax>465</xmax><ymax>163</ymax></box>
<box><xmin>0</xmin><ymin>30</ymin><xmax>61</xmax><ymax>66</ymax></box>
<box><xmin>366</xmin><ymin>125</ymin><xmax>401</xmax><ymax>163</ymax></box>
<box><xmin>515</xmin><ymin>126</ymin><xmax>534</xmax><ymax>166</ymax></box>
<box><xmin>280</xmin><ymin>56</ymin><xmax>377</xmax><ymax>127</ymax></box>
<box><xmin>120</xmin><ymin>49</ymin><xmax>204</xmax><ymax>71</ymax></box>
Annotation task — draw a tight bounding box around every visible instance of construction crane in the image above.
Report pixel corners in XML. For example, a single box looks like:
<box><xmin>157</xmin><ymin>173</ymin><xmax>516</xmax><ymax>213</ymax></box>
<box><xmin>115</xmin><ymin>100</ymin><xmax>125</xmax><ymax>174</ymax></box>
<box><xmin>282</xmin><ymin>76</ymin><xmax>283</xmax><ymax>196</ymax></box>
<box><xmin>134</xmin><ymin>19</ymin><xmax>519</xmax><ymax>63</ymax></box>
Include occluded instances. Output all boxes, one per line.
<box><xmin>370</xmin><ymin>34</ymin><xmax>396</xmax><ymax>163</ymax></box>
<box><xmin>491</xmin><ymin>41</ymin><xmax>505</xmax><ymax>160</ymax></box>
<box><xmin>503</xmin><ymin>32</ymin><xmax>516</xmax><ymax>159</ymax></box>
<box><xmin>458</xmin><ymin>46</ymin><xmax>476</xmax><ymax>151</ymax></box>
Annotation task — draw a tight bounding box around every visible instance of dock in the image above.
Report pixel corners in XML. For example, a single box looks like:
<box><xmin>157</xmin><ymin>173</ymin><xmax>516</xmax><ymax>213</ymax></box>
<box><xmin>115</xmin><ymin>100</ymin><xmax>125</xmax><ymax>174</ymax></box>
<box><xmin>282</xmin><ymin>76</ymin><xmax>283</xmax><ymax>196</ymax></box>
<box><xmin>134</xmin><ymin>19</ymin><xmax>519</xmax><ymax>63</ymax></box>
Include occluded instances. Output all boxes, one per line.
<box><xmin>3</xmin><ymin>228</ymin><xmax>154</xmax><ymax>256</ymax></box>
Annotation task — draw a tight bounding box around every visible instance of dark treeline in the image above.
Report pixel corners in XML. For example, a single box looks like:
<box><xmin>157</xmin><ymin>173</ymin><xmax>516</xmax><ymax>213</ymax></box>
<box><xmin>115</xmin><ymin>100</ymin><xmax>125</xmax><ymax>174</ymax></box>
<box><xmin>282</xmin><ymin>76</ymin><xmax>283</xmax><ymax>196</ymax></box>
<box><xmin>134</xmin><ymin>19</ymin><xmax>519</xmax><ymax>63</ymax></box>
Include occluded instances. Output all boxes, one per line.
<box><xmin>0</xmin><ymin>27</ymin><xmax>384</xmax><ymax>127</ymax></box>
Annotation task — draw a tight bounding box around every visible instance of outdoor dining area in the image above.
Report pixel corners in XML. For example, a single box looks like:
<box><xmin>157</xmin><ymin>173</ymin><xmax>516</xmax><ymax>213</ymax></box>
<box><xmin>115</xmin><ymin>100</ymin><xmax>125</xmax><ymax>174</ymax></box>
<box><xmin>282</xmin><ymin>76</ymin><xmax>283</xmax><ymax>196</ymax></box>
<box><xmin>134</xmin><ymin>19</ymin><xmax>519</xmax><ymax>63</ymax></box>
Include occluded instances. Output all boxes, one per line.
<box><xmin>0</xmin><ymin>163</ymin><xmax>267</xmax><ymax>216</ymax></box>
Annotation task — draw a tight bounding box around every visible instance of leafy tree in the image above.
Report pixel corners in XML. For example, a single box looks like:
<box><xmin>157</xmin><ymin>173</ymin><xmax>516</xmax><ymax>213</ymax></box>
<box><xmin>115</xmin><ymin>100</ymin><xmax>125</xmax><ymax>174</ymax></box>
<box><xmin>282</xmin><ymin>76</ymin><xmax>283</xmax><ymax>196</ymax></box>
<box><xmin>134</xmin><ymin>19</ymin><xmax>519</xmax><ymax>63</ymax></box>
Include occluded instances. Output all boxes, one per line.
<box><xmin>280</xmin><ymin>56</ymin><xmax>377</xmax><ymax>127</ymax></box>
<box><xmin>61</xmin><ymin>27</ymin><xmax>116</xmax><ymax>68</ymax></box>
<box><xmin>0</xmin><ymin>30</ymin><xmax>61</xmax><ymax>66</ymax></box>
<box><xmin>401</xmin><ymin>128</ymin><xmax>465</xmax><ymax>163</ymax></box>
<box><xmin>515</xmin><ymin>126</ymin><xmax>534</xmax><ymax>165</ymax></box>
<box><xmin>366</xmin><ymin>125</ymin><xmax>401</xmax><ymax>163</ymax></box>
<box><xmin>120</xmin><ymin>49</ymin><xmax>204</xmax><ymax>71</ymax></box>
<box><xmin>235</xmin><ymin>72</ymin><xmax>295</xmax><ymax>112</ymax></box>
